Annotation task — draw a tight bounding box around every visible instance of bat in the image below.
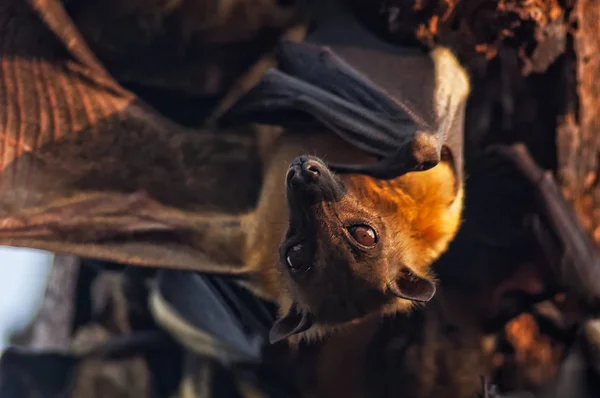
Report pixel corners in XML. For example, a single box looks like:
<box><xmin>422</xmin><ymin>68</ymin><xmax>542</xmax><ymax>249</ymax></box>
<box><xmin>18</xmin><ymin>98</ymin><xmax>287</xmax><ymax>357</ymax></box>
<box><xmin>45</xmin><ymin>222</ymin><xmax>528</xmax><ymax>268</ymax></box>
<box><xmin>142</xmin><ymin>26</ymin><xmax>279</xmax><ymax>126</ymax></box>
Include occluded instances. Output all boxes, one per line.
<box><xmin>0</xmin><ymin>0</ymin><xmax>470</xmax><ymax>348</ymax></box>
<box><xmin>211</xmin><ymin>0</ymin><xmax>469</xmax><ymax>344</ymax></box>
<box><xmin>150</xmin><ymin>0</ymin><xmax>470</xmax><ymax>345</ymax></box>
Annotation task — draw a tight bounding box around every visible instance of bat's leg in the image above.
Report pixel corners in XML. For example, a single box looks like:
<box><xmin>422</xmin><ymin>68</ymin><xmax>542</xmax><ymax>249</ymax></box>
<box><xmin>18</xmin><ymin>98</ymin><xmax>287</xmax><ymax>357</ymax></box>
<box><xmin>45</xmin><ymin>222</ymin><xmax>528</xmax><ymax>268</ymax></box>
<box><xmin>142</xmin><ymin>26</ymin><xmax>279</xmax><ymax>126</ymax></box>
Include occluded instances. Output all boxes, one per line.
<box><xmin>487</xmin><ymin>143</ymin><xmax>600</xmax><ymax>307</ymax></box>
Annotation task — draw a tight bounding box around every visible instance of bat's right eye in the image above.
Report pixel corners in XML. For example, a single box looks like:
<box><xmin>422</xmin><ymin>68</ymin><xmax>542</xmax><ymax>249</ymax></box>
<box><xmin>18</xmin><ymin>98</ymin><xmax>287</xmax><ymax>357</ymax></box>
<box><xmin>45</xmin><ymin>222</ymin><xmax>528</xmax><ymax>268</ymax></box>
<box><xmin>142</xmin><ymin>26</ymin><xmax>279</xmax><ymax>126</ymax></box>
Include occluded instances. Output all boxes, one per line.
<box><xmin>286</xmin><ymin>243</ymin><xmax>310</xmax><ymax>273</ymax></box>
<box><xmin>348</xmin><ymin>225</ymin><xmax>377</xmax><ymax>248</ymax></box>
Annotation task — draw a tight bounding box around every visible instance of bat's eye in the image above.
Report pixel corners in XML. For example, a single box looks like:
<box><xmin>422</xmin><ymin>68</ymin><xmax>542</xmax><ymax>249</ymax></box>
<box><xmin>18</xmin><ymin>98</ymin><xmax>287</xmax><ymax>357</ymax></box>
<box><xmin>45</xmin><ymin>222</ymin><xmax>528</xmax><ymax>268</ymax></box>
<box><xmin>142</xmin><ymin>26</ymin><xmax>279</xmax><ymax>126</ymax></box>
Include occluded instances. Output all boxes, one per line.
<box><xmin>286</xmin><ymin>243</ymin><xmax>310</xmax><ymax>273</ymax></box>
<box><xmin>348</xmin><ymin>225</ymin><xmax>377</xmax><ymax>247</ymax></box>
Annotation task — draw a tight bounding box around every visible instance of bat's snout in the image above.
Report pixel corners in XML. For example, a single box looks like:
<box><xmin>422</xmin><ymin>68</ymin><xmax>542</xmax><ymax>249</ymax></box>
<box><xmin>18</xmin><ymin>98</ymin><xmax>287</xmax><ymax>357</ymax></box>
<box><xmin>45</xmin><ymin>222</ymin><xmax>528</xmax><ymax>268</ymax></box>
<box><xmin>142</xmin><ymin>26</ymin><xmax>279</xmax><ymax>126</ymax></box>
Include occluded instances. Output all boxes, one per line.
<box><xmin>287</xmin><ymin>157</ymin><xmax>326</xmax><ymax>186</ymax></box>
<box><xmin>285</xmin><ymin>156</ymin><xmax>343</xmax><ymax>203</ymax></box>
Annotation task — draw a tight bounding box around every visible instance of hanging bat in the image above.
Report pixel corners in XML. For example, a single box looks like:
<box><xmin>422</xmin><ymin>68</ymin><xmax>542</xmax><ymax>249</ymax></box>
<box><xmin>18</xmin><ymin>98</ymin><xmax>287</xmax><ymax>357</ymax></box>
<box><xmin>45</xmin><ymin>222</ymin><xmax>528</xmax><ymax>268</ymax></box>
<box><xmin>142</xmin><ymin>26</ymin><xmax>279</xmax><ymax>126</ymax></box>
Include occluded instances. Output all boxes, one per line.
<box><xmin>206</xmin><ymin>0</ymin><xmax>469</xmax><ymax>344</ymax></box>
<box><xmin>147</xmin><ymin>0</ymin><xmax>470</xmax><ymax>346</ymax></box>
<box><xmin>0</xmin><ymin>0</ymin><xmax>468</xmax><ymax>347</ymax></box>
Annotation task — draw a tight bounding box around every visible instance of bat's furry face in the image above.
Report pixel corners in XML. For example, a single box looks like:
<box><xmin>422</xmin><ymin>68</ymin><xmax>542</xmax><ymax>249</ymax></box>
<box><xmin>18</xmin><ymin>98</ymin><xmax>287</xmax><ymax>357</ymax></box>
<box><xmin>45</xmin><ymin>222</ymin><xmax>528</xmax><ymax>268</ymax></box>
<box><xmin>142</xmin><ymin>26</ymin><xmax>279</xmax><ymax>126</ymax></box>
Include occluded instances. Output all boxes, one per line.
<box><xmin>270</xmin><ymin>155</ymin><xmax>455</xmax><ymax>343</ymax></box>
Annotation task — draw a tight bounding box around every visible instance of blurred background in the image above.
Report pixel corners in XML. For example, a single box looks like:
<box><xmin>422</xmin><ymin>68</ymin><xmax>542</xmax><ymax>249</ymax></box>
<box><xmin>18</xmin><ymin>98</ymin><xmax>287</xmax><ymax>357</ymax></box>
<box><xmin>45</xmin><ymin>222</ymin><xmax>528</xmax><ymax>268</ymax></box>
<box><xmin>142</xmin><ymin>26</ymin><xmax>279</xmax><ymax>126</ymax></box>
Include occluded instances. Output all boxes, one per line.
<box><xmin>0</xmin><ymin>248</ymin><xmax>53</xmax><ymax>353</ymax></box>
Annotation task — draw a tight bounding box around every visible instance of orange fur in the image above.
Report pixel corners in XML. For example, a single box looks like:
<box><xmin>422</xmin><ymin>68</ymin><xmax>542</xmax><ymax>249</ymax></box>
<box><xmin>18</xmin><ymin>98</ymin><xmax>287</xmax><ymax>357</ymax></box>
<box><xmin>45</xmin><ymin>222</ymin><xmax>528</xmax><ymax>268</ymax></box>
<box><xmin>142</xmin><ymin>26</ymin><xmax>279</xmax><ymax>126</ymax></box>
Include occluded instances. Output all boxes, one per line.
<box><xmin>239</xmin><ymin>129</ymin><xmax>464</xmax><ymax>341</ymax></box>
<box><xmin>341</xmin><ymin>161</ymin><xmax>463</xmax><ymax>276</ymax></box>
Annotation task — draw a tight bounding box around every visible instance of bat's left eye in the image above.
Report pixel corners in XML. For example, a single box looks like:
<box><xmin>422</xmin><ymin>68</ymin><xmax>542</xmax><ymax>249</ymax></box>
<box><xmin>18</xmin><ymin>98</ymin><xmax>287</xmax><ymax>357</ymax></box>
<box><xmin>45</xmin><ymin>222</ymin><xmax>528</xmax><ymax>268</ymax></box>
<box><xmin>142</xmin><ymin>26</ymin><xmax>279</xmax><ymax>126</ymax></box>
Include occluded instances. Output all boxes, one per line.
<box><xmin>348</xmin><ymin>225</ymin><xmax>377</xmax><ymax>247</ymax></box>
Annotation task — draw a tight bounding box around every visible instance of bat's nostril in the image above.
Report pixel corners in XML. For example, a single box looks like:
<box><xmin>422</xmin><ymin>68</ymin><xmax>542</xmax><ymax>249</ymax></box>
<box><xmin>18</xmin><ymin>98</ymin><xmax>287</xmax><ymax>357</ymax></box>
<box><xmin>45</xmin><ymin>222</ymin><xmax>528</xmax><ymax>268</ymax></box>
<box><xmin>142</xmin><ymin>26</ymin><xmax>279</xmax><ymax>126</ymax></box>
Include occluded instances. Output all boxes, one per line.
<box><xmin>302</xmin><ymin>161</ymin><xmax>322</xmax><ymax>181</ymax></box>
<box><xmin>305</xmin><ymin>163</ymin><xmax>320</xmax><ymax>176</ymax></box>
<box><xmin>287</xmin><ymin>157</ymin><xmax>330</xmax><ymax>188</ymax></box>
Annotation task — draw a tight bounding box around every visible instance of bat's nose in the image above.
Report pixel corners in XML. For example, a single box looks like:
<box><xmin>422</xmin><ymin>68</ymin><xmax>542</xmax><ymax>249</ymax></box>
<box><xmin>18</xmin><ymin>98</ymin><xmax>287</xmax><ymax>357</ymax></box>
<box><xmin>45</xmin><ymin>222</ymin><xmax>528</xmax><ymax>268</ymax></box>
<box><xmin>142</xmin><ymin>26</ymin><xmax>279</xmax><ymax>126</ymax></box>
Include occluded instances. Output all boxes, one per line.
<box><xmin>287</xmin><ymin>156</ymin><xmax>325</xmax><ymax>187</ymax></box>
<box><xmin>301</xmin><ymin>159</ymin><xmax>322</xmax><ymax>181</ymax></box>
<box><xmin>286</xmin><ymin>156</ymin><xmax>343</xmax><ymax>203</ymax></box>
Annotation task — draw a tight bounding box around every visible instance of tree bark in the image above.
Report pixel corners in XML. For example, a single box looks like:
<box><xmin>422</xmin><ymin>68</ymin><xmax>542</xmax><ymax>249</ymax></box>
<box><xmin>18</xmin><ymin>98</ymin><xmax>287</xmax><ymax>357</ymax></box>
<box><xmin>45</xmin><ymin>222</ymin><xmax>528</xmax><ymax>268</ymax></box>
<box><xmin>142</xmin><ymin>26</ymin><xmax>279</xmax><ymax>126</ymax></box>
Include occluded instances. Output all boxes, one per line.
<box><xmin>559</xmin><ymin>0</ymin><xmax>600</xmax><ymax>244</ymax></box>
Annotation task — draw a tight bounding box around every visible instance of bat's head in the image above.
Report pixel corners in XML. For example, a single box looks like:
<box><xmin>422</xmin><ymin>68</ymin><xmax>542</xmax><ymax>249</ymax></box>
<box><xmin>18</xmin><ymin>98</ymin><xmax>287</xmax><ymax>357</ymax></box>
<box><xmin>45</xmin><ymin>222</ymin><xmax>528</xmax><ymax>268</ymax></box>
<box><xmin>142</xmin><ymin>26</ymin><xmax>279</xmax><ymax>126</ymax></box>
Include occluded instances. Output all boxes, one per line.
<box><xmin>270</xmin><ymin>155</ymin><xmax>462</xmax><ymax>344</ymax></box>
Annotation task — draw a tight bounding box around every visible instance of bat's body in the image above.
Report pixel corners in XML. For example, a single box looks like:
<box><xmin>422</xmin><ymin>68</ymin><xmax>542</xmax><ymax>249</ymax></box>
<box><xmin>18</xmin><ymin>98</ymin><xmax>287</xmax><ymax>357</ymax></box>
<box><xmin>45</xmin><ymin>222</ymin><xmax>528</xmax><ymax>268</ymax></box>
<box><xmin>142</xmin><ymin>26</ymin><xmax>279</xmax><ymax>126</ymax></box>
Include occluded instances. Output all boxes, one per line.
<box><xmin>3</xmin><ymin>1</ymin><xmax>600</xmax><ymax>397</ymax></box>
<box><xmin>0</xmin><ymin>0</ymin><xmax>468</xmax><ymax>348</ymax></box>
<box><xmin>202</xmin><ymin>0</ymin><xmax>470</xmax><ymax>342</ymax></box>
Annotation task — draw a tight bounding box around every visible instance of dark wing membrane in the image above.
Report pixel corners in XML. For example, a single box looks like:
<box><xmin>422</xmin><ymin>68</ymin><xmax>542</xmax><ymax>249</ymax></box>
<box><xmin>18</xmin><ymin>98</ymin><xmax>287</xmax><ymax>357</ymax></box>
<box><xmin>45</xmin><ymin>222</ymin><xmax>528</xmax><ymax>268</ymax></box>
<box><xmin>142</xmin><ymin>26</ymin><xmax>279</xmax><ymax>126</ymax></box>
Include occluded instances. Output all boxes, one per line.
<box><xmin>221</xmin><ymin>0</ymin><xmax>469</xmax><ymax>180</ymax></box>
<box><xmin>220</xmin><ymin>50</ymin><xmax>421</xmax><ymax>180</ymax></box>
<box><xmin>220</xmin><ymin>67</ymin><xmax>419</xmax><ymax>179</ymax></box>
<box><xmin>150</xmin><ymin>269</ymin><xmax>277</xmax><ymax>365</ymax></box>
<box><xmin>0</xmin><ymin>0</ymin><xmax>263</xmax><ymax>270</ymax></box>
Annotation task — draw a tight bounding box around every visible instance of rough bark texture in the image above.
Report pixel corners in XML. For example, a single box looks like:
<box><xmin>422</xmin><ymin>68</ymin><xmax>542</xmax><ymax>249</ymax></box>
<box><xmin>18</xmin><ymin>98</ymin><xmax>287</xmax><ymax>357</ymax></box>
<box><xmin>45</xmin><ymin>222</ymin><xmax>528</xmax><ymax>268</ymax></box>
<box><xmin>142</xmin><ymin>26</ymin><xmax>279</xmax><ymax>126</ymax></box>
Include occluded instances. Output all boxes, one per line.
<box><xmin>562</xmin><ymin>0</ymin><xmax>600</xmax><ymax>243</ymax></box>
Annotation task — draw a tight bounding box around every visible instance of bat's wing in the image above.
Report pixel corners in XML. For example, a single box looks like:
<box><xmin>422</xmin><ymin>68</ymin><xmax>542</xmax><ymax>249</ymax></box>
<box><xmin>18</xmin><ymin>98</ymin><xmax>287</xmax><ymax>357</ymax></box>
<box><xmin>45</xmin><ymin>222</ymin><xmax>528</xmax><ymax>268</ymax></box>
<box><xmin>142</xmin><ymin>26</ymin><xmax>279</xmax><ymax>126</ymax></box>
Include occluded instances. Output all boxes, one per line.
<box><xmin>149</xmin><ymin>269</ymin><xmax>277</xmax><ymax>365</ymax></box>
<box><xmin>0</xmin><ymin>0</ymin><xmax>266</xmax><ymax>271</ymax></box>
<box><xmin>66</xmin><ymin>0</ymin><xmax>305</xmax><ymax>114</ymax></box>
<box><xmin>220</xmin><ymin>0</ymin><xmax>470</xmax><ymax>180</ymax></box>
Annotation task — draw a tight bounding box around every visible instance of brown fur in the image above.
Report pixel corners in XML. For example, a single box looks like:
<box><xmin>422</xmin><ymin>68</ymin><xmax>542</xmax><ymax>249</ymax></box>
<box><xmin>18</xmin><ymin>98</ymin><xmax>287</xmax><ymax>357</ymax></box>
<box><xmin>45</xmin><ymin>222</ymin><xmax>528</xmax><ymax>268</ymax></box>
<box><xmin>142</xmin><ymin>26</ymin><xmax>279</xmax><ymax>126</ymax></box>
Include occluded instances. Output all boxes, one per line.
<box><xmin>295</xmin><ymin>287</ymin><xmax>497</xmax><ymax>398</ymax></box>
<box><xmin>187</xmin><ymin>128</ymin><xmax>463</xmax><ymax>342</ymax></box>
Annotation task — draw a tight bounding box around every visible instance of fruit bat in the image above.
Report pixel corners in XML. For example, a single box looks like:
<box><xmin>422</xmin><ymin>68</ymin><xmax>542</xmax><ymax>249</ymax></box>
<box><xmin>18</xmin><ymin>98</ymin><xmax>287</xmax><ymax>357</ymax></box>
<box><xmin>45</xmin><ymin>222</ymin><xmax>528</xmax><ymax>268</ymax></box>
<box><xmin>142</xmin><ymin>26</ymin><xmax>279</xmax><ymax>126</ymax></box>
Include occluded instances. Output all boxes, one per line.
<box><xmin>0</xmin><ymin>2</ymin><xmax>598</xmax><ymax>396</ymax></box>
<box><xmin>246</xmin><ymin>145</ymin><xmax>600</xmax><ymax>398</ymax></box>
<box><xmin>203</xmin><ymin>0</ymin><xmax>468</xmax><ymax>343</ymax></box>
<box><xmin>0</xmin><ymin>0</ymin><xmax>469</xmax><ymax>351</ymax></box>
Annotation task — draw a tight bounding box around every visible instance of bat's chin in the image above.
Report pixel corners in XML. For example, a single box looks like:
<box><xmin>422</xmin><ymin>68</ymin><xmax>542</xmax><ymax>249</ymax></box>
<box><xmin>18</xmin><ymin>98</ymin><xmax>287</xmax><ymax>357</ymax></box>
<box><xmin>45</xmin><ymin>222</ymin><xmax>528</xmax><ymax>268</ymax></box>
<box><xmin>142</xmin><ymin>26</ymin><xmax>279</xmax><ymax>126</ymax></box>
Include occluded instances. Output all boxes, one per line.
<box><xmin>305</xmin><ymin>288</ymin><xmax>395</xmax><ymax>324</ymax></box>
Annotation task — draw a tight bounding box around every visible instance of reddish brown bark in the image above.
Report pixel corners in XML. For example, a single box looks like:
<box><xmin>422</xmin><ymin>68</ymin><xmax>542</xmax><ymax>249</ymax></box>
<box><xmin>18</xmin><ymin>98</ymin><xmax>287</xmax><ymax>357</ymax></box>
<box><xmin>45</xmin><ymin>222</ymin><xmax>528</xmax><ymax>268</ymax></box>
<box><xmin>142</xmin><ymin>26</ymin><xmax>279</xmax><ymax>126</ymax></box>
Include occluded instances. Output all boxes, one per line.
<box><xmin>559</xmin><ymin>0</ymin><xmax>600</xmax><ymax>243</ymax></box>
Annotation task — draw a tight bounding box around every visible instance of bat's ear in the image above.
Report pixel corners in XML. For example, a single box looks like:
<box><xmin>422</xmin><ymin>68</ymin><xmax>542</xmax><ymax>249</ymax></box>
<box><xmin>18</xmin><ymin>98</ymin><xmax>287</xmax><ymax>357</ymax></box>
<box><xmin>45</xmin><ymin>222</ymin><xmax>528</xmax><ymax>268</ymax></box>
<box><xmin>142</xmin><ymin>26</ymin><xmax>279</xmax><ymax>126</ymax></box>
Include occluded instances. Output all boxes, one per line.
<box><xmin>269</xmin><ymin>304</ymin><xmax>314</xmax><ymax>344</ymax></box>
<box><xmin>389</xmin><ymin>273</ymin><xmax>437</xmax><ymax>303</ymax></box>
